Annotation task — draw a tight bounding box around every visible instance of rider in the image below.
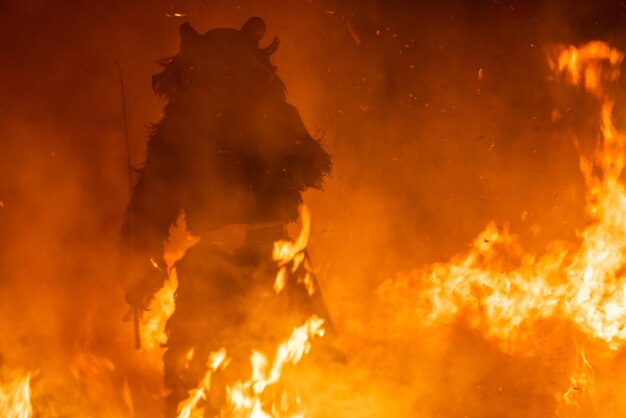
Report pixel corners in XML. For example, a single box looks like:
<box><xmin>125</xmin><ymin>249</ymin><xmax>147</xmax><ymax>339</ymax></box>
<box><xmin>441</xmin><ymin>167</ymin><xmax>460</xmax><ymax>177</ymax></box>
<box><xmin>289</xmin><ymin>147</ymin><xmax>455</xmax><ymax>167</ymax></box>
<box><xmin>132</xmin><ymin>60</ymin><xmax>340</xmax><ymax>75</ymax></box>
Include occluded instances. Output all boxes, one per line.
<box><xmin>119</xmin><ymin>17</ymin><xmax>333</xmax><ymax>415</ymax></box>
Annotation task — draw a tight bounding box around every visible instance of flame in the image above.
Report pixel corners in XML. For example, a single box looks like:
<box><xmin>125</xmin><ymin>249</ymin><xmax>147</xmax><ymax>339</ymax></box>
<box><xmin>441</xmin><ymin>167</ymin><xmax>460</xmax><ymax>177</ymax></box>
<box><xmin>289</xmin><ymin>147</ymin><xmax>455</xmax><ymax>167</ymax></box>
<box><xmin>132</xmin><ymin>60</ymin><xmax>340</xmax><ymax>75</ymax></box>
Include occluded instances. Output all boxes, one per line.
<box><xmin>176</xmin><ymin>348</ymin><xmax>229</xmax><ymax>418</ymax></box>
<box><xmin>226</xmin><ymin>315</ymin><xmax>325</xmax><ymax>417</ymax></box>
<box><xmin>172</xmin><ymin>207</ymin><xmax>323</xmax><ymax>416</ymax></box>
<box><xmin>139</xmin><ymin>269</ymin><xmax>178</xmax><ymax>354</ymax></box>
<box><xmin>378</xmin><ymin>41</ymin><xmax>626</xmax><ymax>410</ymax></box>
<box><xmin>0</xmin><ymin>374</ymin><xmax>32</xmax><ymax>418</ymax></box>
<box><xmin>552</xmin><ymin>42</ymin><xmax>623</xmax><ymax>99</ymax></box>
<box><xmin>562</xmin><ymin>347</ymin><xmax>596</xmax><ymax>409</ymax></box>
<box><xmin>177</xmin><ymin>316</ymin><xmax>324</xmax><ymax>418</ymax></box>
<box><xmin>273</xmin><ymin>206</ymin><xmax>315</xmax><ymax>295</ymax></box>
<box><xmin>141</xmin><ymin>213</ymin><xmax>198</xmax><ymax>358</ymax></box>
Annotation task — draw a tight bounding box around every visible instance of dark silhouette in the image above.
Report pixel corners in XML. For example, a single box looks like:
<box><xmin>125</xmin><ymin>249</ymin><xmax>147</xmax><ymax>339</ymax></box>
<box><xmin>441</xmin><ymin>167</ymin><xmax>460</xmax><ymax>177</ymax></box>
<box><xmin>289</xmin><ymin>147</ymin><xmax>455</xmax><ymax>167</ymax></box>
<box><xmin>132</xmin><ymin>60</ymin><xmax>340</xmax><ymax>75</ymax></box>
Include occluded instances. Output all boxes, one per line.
<box><xmin>119</xmin><ymin>17</ymin><xmax>332</xmax><ymax>416</ymax></box>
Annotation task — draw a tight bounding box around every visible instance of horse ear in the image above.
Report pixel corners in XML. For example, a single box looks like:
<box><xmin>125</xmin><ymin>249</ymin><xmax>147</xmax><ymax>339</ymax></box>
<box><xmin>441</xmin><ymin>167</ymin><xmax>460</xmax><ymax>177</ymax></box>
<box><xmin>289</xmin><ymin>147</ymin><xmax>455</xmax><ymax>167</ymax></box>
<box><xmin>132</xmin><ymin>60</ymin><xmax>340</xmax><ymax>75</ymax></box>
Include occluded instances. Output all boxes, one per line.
<box><xmin>262</xmin><ymin>36</ymin><xmax>280</xmax><ymax>56</ymax></box>
<box><xmin>179</xmin><ymin>22</ymin><xmax>201</xmax><ymax>51</ymax></box>
<box><xmin>241</xmin><ymin>16</ymin><xmax>266</xmax><ymax>45</ymax></box>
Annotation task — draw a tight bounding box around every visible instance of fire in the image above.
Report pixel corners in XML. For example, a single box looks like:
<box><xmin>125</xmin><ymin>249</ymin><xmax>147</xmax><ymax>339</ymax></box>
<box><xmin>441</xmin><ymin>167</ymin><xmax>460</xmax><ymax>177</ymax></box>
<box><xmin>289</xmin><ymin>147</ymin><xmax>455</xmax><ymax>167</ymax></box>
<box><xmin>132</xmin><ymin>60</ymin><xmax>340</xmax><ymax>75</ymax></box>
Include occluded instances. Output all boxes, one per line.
<box><xmin>176</xmin><ymin>316</ymin><xmax>324</xmax><ymax>418</ymax></box>
<box><xmin>0</xmin><ymin>374</ymin><xmax>32</xmax><ymax>418</ymax></box>
<box><xmin>17</xmin><ymin>37</ymin><xmax>626</xmax><ymax>418</ymax></box>
<box><xmin>562</xmin><ymin>347</ymin><xmax>595</xmax><ymax>409</ymax></box>
<box><xmin>140</xmin><ymin>270</ymin><xmax>178</xmax><ymax>353</ymax></box>
<box><xmin>273</xmin><ymin>205</ymin><xmax>315</xmax><ymax>296</ymax></box>
<box><xmin>176</xmin><ymin>348</ymin><xmax>229</xmax><ymax>418</ymax></box>
<box><xmin>553</xmin><ymin>42</ymin><xmax>623</xmax><ymax>99</ymax></box>
<box><xmin>140</xmin><ymin>213</ymin><xmax>198</xmax><ymax>357</ymax></box>
<box><xmin>378</xmin><ymin>41</ymin><xmax>626</xmax><ymax>410</ymax></box>
<box><xmin>226</xmin><ymin>315</ymin><xmax>324</xmax><ymax>418</ymax></box>
<box><xmin>168</xmin><ymin>207</ymin><xmax>324</xmax><ymax>417</ymax></box>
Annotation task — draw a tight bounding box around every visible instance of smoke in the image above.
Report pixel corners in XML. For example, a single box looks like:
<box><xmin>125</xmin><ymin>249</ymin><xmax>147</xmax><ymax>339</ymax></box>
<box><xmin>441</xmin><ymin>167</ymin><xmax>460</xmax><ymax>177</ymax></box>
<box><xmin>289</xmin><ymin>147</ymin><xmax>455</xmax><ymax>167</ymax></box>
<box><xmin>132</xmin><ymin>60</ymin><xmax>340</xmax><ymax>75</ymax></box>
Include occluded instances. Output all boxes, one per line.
<box><xmin>3</xmin><ymin>0</ymin><xmax>626</xmax><ymax>416</ymax></box>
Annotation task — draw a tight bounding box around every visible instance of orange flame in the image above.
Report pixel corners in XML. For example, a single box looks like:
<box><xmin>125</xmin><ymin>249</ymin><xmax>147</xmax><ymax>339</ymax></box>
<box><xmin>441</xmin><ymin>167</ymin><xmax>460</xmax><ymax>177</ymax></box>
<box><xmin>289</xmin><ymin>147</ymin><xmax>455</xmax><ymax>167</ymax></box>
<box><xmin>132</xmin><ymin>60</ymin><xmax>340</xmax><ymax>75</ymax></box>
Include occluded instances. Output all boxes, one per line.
<box><xmin>140</xmin><ymin>270</ymin><xmax>178</xmax><ymax>354</ymax></box>
<box><xmin>176</xmin><ymin>348</ymin><xmax>229</xmax><ymax>418</ymax></box>
<box><xmin>0</xmin><ymin>373</ymin><xmax>32</xmax><ymax>418</ymax></box>
<box><xmin>273</xmin><ymin>205</ymin><xmax>315</xmax><ymax>295</ymax></box>
<box><xmin>226</xmin><ymin>315</ymin><xmax>325</xmax><ymax>417</ymax></box>
<box><xmin>552</xmin><ymin>41</ymin><xmax>623</xmax><ymax>99</ymax></box>
<box><xmin>141</xmin><ymin>213</ymin><xmax>199</xmax><ymax>360</ymax></box>
<box><xmin>378</xmin><ymin>41</ymin><xmax>626</xmax><ymax>410</ymax></box>
<box><xmin>176</xmin><ymin>316</ymin><xmax>324</xmax><ymax>417</ymax></box>
<box><xmin>562</xmin><ymin>347</ymin><xmax>596</xmax><ymax>409</ymax></box>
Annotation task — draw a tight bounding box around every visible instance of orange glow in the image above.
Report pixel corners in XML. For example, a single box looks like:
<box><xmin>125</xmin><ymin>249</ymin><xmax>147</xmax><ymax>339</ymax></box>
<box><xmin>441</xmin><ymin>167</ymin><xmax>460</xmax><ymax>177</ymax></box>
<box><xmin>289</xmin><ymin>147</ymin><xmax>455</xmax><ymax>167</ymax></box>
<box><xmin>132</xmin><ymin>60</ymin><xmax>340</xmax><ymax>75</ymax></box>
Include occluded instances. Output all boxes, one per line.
<box><xmin>139</xmin><ymin>270</ymin><xmax>178</xmax><ymax>355</ymax></box>
<box><xmin>70</xmin><ymin>349</ymin><xmax>135</xmax><ymax>415</ymax></box>
<box><xmin>379</xmin><ymin>42</ymin><xmax>626</xmax><ymax>410</ymax></box>
<box><xmin>141</xmin><ymin>214</ymin><xmax>199</xmax><ymax>360</ymax></box>
<box><xmin>0</xmin><ymin>374</ymin><xmax>32</xmax><ymax>418</ymax></box>
<box><xmin>12</xmin><ymin>10</ymin><xmax>626</xmax><ymax>417</ymax></box>
<box><xmin>226</xmin><ymin>315</ymin><xmax>324</xmax><ymax>417</ymax></box>
<box><xmin>176</xmin><ymin>348</ymin><xmax>229</xmax><ymax>418</ymax></box>
<box><xmin>562</xmin><ymin>348</ymin><xmax>595</xmax><ymax>409</ymax></box>
<box><xmin>273</xmin><ymin>205</ymin><xmax>314</xmax><ymax>295</ymax></box>
<box><xmin>175</xmin><ymin>316</ymin><xmax>324</xmax><ymax>417</ymax></box>
<box><xmin>553</xmin><ymin>42</ymin><xmax>623</xmax><ymax>99</ymax></box>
